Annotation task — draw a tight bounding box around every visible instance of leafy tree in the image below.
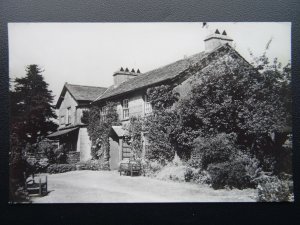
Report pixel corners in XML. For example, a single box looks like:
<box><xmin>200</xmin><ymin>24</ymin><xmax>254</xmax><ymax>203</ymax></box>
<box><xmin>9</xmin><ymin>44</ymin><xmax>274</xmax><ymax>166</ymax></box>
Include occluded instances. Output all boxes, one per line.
<box><xmin>10</xmin><ymin>65</ymin><xmax>58</xmax><ymax>144</ymax></box>
<box><xmin>176</xmin><ymin>48</ymin><xmax>291</xmax><ymax>173</ymax></box>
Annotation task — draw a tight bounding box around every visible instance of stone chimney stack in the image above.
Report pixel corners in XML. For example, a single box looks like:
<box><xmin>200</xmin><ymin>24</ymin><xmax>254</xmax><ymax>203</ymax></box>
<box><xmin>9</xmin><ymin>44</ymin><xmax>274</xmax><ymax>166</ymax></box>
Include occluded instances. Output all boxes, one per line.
<box><xmin>204</xmin><ymin>29</ymin><xmax>233</xmax><ymax>52</ymax></box>
<box><xmin>113</xmin><ymin>67</ymin><xmax>141</xmax><ymax>87</ymax></box>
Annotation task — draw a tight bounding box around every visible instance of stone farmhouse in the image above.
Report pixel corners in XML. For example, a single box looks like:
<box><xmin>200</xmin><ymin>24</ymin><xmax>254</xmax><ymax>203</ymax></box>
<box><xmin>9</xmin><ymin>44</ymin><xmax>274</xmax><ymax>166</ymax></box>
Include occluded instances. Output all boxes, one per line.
<box><xmin>47</xmin><ymin>83</ymin><xmax>107</xmax><ymax>162</ymax></box>
<box><xmin>49</xmin><ymin>29</ymin><xmax>252</xmax><ymax>169</ymax></box>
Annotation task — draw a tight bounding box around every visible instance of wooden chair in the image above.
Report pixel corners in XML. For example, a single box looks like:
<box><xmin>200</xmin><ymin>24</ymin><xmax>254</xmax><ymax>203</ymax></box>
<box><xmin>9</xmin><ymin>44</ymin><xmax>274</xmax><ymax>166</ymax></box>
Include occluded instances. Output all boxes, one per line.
<box><xmin>24</xmin><ymin>173</ymin><xmax>48</xmax><ymax>196</ymax></box>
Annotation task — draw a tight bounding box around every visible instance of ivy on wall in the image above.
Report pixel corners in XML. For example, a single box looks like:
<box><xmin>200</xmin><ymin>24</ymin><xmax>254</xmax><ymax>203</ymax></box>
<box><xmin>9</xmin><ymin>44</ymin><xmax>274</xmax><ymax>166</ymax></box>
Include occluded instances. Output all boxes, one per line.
<box><xmin>123</xmin><ymin>116</ymin><xmax>144</xmax><ymax>158</ymax></box>
<box><xmin>143</xmin><ymin>84</ymin><xmax>181</xmax><ymax>163</ymax></box>
<box><xmin>86</xmin><ymin>102</ymin><xmax>121</xmax><ymax>160</ymax></box>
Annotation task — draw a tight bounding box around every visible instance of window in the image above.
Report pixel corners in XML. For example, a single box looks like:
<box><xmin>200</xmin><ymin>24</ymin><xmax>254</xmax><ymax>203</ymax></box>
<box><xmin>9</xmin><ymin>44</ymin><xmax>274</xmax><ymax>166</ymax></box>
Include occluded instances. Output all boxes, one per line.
<box><xmin>60</xmin><ymin>115</ymin><xmax>65</xmax><ymax>125</ymax></box>
<box><xmin>144</xmin><ymin>95</ymin><xmax>152</xmax><ymax>114</ymax></box>
<box><xmin>100</xmin><ymin>106</ymin><xmax>108</xmax><ymax>122</ymax></box>
<box><xmin>122</xmin><ymin>99</ymin><xmax>129</xmax><ymax>119</ymax></box>
<box><xmin>66</xmin><ymin>107</ymin><xmax>71</xmax><ymax>124</ymax></box>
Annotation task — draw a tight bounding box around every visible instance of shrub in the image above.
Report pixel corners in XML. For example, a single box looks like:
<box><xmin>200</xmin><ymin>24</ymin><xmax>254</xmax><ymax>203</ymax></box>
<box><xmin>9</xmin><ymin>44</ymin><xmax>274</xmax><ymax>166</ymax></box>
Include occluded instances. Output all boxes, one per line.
<box><xmin>77</xmin><ymin>159</ymin><xmax>110</xmax><ymax>171</ymax></box>
<box><xmin>192</xmin><ymin>133</ymin><xmax>237</xmax><ymax>170</ymax></box>
<box><xmin>46</xmin><ymin>164</ymin><xmax>76</xmax><ymax>174</ymax></box>
<box><xmin>184</xmin><ymin>167</ymin><xmax>194</xmax><ymax>182</ymax></box>
<box><xmin>191</xmin><ymin>170</ymin><xmax>211</xmax><ymax>185</ymax></box>
<box><xmin>156</xmin><ymin>163</ymin><xmax>197</xmax><ymax>182</ymax></box>
<box><xmin>207</xmin><ymin>159</ymin><xmax>255</xmax><ymax>189</ymax></box>
<box><xmin>143</xmin><ymin>160</ymin><xmax>164</xmax><ymax>177</ymax></box>
<box><xmin>256</xmin><ymin>175</ymin><xmax>293</xmax><ymax>202</ymax></box>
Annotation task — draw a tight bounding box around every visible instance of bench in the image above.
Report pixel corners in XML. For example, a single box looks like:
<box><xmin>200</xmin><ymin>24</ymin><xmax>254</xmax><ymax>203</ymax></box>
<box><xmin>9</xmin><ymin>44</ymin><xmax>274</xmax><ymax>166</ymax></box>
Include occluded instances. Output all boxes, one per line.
<box><xmin>119</xmin><ymin>160</ymin><xmax>144</xmax><ymax>176</ymax></box>
<box><xmin>24</xmin><ymin>173</ymin><xmax>48</xmax><ymax>196</ymax></box>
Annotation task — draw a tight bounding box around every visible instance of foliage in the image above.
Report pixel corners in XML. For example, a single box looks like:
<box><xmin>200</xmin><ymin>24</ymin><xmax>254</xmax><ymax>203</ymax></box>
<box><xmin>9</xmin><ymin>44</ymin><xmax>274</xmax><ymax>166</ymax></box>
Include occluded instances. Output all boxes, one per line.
<box><xmin>142</xmin><ymin>160</ymin><xmax>164</xmax><ymax>177</ymax></box>
<box><xmin>10</xmin><ymin>64</ymin><xmax>58</xmax><ymax>144</ymax></box>
<box><xmin>190</xmin><ymin>170</ymin><xmax>211</xmax><ymax>185</ymax></box>
<box><xmin>76</xmin><ymin>159</ymin><xmax>110</xmax><ymax>171</ymax></box>
<box><xmin>125</xmin><ymin>116</ymin><xmax>143</xmax><ymax>158</ymax></box>
<box><xmin>192</xmin><ymin>133</ymin><xmax>238</xmax><ymax>169</ymax></box>
<box><xmin>176</xmin><ymin>49</ymin><xmax>291</xmax><ymax>174</ymax></box>
<box><xmin>207</xmin><ymin>160</ymin><xmax>254</xmax><ymax>190</ymax></box>
<box><xmin>256</xmin><ymin>175</ymin><xmax>293</xmax><ymax>202</ymax></box>
<box><xmin>9</xmin><ymin>65</ymin><xmax>58</xmax><ymax>201</ymax></box>
<box><xmin>53</xmin><ymin>145</ymin><xmax>68</xmax><ymax>164</ymax></box>
<box><xmin>155</xmin><ymin>162</ymin><xmax>198</xmax><ymax>182</ymax></box>
<box><xmin>86</xmin><ymin>102</ymin><xmax>121</xmax><ymax>160</ymax></box>
<box><xmin>34</xmin><ymin>139</ymin><xmax>57</xmax><ymax>164</ymax></box>
<box><xmin>46</xmin><ymin>164</ymin><xmax>77</xmax><ymax>174</ymax></box>
<box><xmin>81</xmin><ymin>109</ymin><xmax>89</xmax><ymax>124</ymax></box>
<box><xmin>144</xmin><ymin>85</ymin><xmax>180</xmax><ymax>163</ymax></box>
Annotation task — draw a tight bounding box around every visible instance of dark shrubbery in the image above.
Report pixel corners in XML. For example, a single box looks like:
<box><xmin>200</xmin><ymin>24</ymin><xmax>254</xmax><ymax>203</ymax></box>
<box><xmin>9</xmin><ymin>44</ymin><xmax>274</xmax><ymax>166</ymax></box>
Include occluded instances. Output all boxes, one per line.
<box><xmin>77</xmin><ymin>160</ymin><xmax>110</xmax><ymax>171</ymax></box>
<box><xmin>192</xmin><ymin>133</ymin><xmax>237</xmax><ymax>170</ymax></box>
<box><xmin>46</xmin><ymin>164</ymin><xmax>76</xmax><ymax>174</ymax></box>
<box><xmin>207</xmin><ymin>160</ymin><xmax>254</xmax><ymax>189</ymax></box>
<box><xmin>255</xmin><ymin>174</ymin><xmax>293</xmax><ymax>202</ymax></box>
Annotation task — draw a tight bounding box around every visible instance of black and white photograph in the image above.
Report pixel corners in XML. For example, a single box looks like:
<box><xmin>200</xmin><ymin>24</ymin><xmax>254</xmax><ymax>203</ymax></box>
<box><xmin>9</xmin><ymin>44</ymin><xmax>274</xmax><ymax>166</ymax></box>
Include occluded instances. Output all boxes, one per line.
<box><xmin>8</xmin><ymin>22</ymin><xmax>293</xmax><ymax>203</ymax></box>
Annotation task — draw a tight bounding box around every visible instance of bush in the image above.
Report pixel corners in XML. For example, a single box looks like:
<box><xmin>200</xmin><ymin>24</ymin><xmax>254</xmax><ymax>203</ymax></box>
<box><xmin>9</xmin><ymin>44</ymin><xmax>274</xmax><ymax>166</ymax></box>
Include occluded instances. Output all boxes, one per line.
<box><xmin>46</xmin><ymin>164</ymin><xmax>76</xmax><ymax>174</ymax></box>
<box><xmin>207</xmin><ymin>159</ymin><xmax>255</xmax><ymax>189</ymax></box>
<box><xmin>143</xmin><ymin>160</ymin><xmax>164</xmax><ymax>177</ymax></box>
<box><xmin>156</xmin><ymin>163</ymin><xmax>197</xmax><ymax>182</ymax></box>
<box><xmin>76</xmin><ymin>159</ymin><xmax>110</xmax><ymax>171</ymax></box>
<box><xmin>256</xmin><ymin>175</ymin><xmax>293</xmax><ymax>202</ymax></box>
<box><xmin>192</xmin><ymin>133</ymin><xmax>237</xmax><ymax>170</ymax></box>
<box><xmin>190</xmin><ymin>170</ymin><xmax>211</xmax><ymax>184</ymax></box>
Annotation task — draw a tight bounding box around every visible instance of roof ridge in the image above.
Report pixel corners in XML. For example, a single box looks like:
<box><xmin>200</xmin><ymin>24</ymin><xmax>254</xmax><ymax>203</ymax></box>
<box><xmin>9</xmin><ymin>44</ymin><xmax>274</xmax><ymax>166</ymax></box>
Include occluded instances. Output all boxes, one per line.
<box><xmin>66</xmin><ymin>83</ymin><xmax>107</xmax><ymax>89</ymax></box>
<box><xmin>93</xmin><ymin>85</ymin><xmax>114</xmax><ymax>102</ymax></box>
<box><xmin>93</xmin><ymin>44</ymin><xmax>235</xmax><ymax>102</ymax></box>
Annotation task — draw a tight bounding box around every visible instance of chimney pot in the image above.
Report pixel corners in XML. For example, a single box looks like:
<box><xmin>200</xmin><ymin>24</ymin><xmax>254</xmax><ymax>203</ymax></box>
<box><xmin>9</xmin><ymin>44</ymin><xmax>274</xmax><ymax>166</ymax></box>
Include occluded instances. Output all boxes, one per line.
<box><xmin>131</xmin><ymin>68</ymin><xmax>135</xmax><ymax>73</ymax></box>
<box><xmin>125</xmin><ymin>67</ymin><xmax>129</xmax><ymax>72</ymax></box>
<box><xmin>137</xmin><ymin>69</ymin><xmax>141</xmax><ymax>73</ymax></box>
<box><xmin>120</xmin><ymin>67</ymin><xmax>124</xmax><ymax>71</ymax></box>
<box><xmin>204</xmin><ymin>29</ymin><xmax>233</xmax><ymax>52</ymax></box>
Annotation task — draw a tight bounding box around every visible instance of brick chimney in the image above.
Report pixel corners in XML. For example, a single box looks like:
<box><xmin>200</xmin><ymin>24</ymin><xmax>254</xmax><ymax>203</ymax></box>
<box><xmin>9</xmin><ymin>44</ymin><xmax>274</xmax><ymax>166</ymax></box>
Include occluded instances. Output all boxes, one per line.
<box><xmin>113</xmin><ymin>67</ymin><xmax>141</xmax><ymax>87</ymax></box>
<box><xmin>204</xmin><ymin>29</ymin><xmax>233</xmax><ymax>52</ymax></box>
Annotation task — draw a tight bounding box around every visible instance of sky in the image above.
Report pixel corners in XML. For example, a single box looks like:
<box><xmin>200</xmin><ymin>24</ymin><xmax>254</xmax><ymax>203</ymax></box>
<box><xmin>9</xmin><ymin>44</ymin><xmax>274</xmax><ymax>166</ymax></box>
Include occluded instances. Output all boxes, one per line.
<box><xmin>8</xmin><ymin>22</ymin><xmax>291</xmax><ymax>103</ymax></box>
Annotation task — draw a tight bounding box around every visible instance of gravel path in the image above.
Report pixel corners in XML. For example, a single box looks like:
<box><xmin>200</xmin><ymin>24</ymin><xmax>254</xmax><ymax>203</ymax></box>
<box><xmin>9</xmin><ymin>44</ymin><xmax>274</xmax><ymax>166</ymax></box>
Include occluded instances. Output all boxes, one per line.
<box><xmin>31</xmin><ymin>170</ymin><xmax>257</xmax><ymax>203</ymax></box>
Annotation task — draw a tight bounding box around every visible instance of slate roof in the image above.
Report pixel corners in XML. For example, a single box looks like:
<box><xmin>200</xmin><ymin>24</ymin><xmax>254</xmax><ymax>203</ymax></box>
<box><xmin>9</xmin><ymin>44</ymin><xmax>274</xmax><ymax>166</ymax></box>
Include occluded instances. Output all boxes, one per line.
<box><xmin>47</xmin><ymin>127</ymin><xmax>78</xmax><ymax>138</ymax></box>
<box><xmin>111</xmin><ymin>126</ymin><xmax>128</xmax><ymax>137</ymax></box>
<box><xmin>56</xmin><ymin>83</ymin><xmax>107</xmax><ymax>108</ymax></box>
<box><xmin>94</xmin><ymin>50</ymin><xmax>210</xmax><ymax>102</ymax></box>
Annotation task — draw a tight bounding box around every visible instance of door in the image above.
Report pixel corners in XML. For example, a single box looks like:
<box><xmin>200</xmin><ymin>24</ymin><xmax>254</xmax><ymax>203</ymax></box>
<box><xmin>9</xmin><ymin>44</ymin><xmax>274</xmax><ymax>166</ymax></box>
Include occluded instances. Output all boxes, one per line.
<box><xmin>109</xmin><ymin>136</ymin><xmax>120</xmax><ymax>170</ymax></box>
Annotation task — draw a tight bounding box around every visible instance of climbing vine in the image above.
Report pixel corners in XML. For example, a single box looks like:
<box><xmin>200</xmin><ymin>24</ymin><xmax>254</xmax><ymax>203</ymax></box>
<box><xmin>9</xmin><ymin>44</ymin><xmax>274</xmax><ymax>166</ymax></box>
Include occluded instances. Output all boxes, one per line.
<box><xmin>86</xmin><ymin>102</ymin><xmax>121</xmax><ymax>160</ymax></box>
<box><xmin>124</xmin><ymin>116</ymin><xmax>144</xmax><ymax>158</ymax></box>
<box><xmin>144</xmin><ymin>84</ymin><xmax>180</xmax><ymax>163</ymax></box>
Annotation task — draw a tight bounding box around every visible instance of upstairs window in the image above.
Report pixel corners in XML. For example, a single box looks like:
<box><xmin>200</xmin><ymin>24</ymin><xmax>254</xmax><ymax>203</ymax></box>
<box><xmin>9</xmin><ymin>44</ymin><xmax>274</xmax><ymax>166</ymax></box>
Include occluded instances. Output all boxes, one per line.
<box><xmin>144</xmin><ymin>95</ymin><xmax>152</xmax><ymax>114</ymax></box>
<box><xmin>66</xmin><ymin>107</ymin><xmax>71</xmax><ymax>124</ymax></box>
<box><xmin>122</xmin><ymin>99</ymin><xmax>129</xmax><ymax>119</ymax></box>
<box><xmin>100</xmin><ymin>106</ymin><xmax>108</xmax><ymax>122</ymax></box>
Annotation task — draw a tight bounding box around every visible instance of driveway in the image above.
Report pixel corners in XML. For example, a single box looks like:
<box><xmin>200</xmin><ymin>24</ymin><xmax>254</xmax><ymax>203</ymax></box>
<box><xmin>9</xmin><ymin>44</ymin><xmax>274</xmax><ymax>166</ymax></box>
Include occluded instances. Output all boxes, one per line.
<box><xmin>31</xmin><ymin>170</ymin><xmax>257</xmax><ymax>203</ymax></box>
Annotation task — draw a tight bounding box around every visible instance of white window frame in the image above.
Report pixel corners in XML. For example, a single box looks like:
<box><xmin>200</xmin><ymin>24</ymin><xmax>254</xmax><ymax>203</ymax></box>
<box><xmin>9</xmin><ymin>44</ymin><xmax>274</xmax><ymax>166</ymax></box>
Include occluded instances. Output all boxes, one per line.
<box><xmin>122</xmin><ymin>99</ymin><xmax>129</xmax><ymax>119</ymax></box>
<box><xmin>66</xmin><ymin>107</ymin><xmax>71</xmax><ymax>124</ymax></box>
<box><xmin>144</xmin><ymin>95</ymin><xmax>152</xmax><ymax>114</ymax></box>
<box><xmin>100</xmin><ymin>106</ymin><xmax>108</xmax><ymax>122</ymax></box>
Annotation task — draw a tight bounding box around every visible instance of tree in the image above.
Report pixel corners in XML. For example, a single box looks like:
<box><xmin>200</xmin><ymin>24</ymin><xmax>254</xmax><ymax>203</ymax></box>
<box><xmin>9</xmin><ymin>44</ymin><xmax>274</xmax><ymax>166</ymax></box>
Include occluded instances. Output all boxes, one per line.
<box><xmin>10</xmin><ymin>65</ymin><xmax>58</xmax><ymax>144</ymax></box>
<box><xmin>176</xmin><ymin>49</ymin><xmax>291</xmax><ymax>173</ymax></box>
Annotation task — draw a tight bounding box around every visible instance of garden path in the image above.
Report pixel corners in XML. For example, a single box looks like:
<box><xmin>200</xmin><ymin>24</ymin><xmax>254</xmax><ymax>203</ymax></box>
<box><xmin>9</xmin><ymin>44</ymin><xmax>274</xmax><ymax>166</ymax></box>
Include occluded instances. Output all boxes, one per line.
<box><xmin>32</xmin><ymin>170</ymin><xmax>257</xmax><ymax>203</ymax></box>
